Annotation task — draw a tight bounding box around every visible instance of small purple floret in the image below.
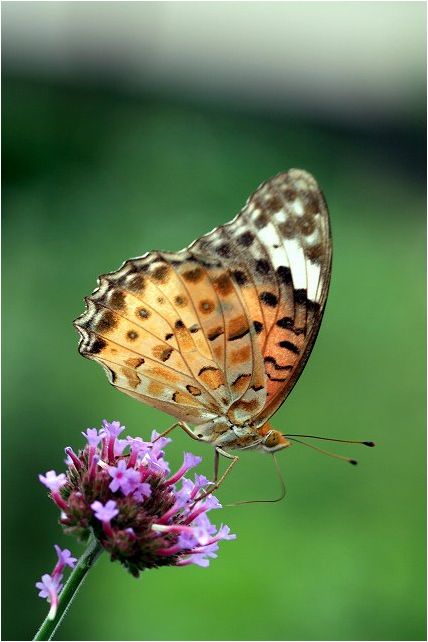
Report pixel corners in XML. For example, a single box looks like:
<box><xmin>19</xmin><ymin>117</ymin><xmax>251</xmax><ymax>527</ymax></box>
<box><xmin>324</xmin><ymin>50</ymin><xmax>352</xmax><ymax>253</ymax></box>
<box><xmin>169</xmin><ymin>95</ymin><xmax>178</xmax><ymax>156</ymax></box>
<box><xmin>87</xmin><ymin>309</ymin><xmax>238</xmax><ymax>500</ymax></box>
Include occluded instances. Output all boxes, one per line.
<box><xmin>166</xmin><ymin>452</ymin><xmax>203</xmax><ymax>485</ymax></box>
<box><xmin>132</xmin><ymin>482</ymin><xmax>152</xmax><ymax>501</ymax></box>
<box><xmin>184</xmin><ymin>452</ymin><xmax>202</xmax><ymax>469</ymax></box>
<box><xmin>108</xmin><ymin>460</ymin><xmax>141</xmax><ymax>495</ymax></box>
<box><xmin>102</xmin><ymin>420</ymin><xmax>125</xmax><ymax>438</ymax></box>
<box><xmin>150</xmin><ymin>430</ymin><xmax>172</xmax><ymax>450</ymax></box>
<box><xmin>82</xmin><ymin>428</ymin><xmax>105</xmax><ymax>447</ymax></box>
<box><xmin>91</xmin><ymin>499</ymin><xmax>119</xmax><ymax>523</ymax></box>
<box><xmin>54</xmin><ymin>545</ymin><xmax>77</xmax><ymax>571</ymax></box>
<box><xmin>39</xmin><ymin>470</ymin><xmax>67</xmax><ymax>492</ymax></box>
<box><xmin>36</xmin><ymin>573</ymin><xmax>62</xmax><ymax>600</ymax></box>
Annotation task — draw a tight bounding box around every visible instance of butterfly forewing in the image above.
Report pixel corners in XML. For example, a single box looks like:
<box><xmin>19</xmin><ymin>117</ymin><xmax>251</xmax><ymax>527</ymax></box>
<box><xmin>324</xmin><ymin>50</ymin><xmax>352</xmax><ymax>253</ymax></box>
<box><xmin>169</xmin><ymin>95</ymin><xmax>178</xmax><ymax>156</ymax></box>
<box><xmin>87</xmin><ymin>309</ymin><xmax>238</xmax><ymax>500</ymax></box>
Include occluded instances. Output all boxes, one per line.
<box><xmin>240</xmin><ymin>170</ymin><xmax>332</xmax><ymax>422</ymax></box>
<box><xmin>186</xmin><ymin>169</ymin><xmax>331</xmax><ymax>424</ymax></box>
<box><xmin>74</xmin><ymin>169</ymin><xmax>331</xmax><ymax>430</ymax></box>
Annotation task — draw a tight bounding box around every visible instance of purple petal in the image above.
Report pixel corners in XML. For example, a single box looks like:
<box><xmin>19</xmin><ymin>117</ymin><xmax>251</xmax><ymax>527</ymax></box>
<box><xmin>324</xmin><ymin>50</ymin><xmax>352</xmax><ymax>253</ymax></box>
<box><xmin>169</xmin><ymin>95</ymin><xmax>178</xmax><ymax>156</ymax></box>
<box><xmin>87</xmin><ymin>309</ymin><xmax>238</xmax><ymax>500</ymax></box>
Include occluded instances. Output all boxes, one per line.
<box><xmin>202</xmin><ymin>495</ymin><xmax>222</xmax><ymax>510</ymax></box>
<box><xmin>102</xmin><ymin>420</ymin><xmax>125</xmax><ymax>438</ymax></box>
<box><xmin>39</xmin><ymin>470</ymin><xmax>67</xmax><ymax>492</ymax></box>
<box><xmin>91</xmin><ymin>499</ymin><xmax>119</xmax><ymax>522</ymax></box>
<box><xmin>54</xmin><ymin>545</ymin><xmax>77</xmax><ymax>569</ymax></box>
<box><xmin>215</xmin><ymin>524</ymin><xmax>237</xmax><ymax>541</ymax></box>
<box><xmin>81</xmin><ymin>428</ymin><xmax>105</xmax><ymax>447</ymax></box>
<box><xmin>183</xmin><ymin>452</ymin><xmax>202</xmax><ymax>469</ymax></box>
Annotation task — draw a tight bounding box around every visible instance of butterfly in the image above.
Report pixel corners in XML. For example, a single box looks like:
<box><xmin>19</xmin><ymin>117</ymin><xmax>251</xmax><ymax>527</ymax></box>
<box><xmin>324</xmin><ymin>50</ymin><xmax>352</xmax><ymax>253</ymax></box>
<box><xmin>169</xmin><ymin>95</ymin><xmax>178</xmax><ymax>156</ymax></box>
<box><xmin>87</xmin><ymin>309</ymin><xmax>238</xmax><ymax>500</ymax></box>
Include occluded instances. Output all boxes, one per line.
<box><xmin>74</xmin><ymin>169</ymin><xmax>337</xmax><ymax>493</ymax></box>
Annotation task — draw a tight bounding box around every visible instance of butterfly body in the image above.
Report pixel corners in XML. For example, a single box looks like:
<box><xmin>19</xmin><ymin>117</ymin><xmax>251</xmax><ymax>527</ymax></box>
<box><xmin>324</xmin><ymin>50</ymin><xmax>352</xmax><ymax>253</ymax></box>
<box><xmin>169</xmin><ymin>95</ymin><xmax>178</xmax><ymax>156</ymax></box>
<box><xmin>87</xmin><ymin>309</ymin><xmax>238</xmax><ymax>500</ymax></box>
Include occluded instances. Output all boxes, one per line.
<box><xmin>189</xmin><ymin>416</ymin><xmax>288</xmax><ymax>452</ymax></box>
<box><xmin>75</xmin><ymin>169</ymin><xmax>332</xmax><ymax>456</ymax></box>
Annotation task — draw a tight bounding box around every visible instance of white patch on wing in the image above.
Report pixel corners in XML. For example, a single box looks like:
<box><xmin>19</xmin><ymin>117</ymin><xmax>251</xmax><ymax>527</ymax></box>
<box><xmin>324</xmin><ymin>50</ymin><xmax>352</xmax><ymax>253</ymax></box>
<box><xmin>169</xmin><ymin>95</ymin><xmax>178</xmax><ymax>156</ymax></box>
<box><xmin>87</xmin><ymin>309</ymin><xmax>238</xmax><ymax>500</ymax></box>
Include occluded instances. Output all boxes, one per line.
<box><xmin>257</xmin><ymin>223</ymin><xmax>279</xmax><ymax>248</ymax></box>
<box><xmin>274</xmin><ymin>210</ymin><xmax>287</xmax><ymax>223</ymax></box>
<box><xmin>271</xmin><ymin>243</ymin><xmax>290</xmax><ymax>269</ymax></box>
<box><xmin>256</xmin><ymin>223</ymin><xmax>289</xmax><ymax>269</ymax></box>
<box><xmin>283</xmin><ymin>238</ymin><xmax>307</xmax><ymax>290</ymax></box>
<box><xmin>234</xmin><ymin>224</ymin><xmax>249</xmax><ymax>236</ymax></box>
<box><xmin>292</xmin><ymin>199</ymin><xmax>304</xmax><ymax>216</ymax></box>
<box><xmin>294</xmin><ymin>177</ymin><xmax>311</xmax><ymax>190</ymax></box>
<box><xmin>315</xmin><ymin>273</ymin><xmax>327</xmax><ymax>304</ymax></box>
<box><xmin>306</xmin><ymin>261</ymin><xmax>321</xmax><ymax>302</ymax></box>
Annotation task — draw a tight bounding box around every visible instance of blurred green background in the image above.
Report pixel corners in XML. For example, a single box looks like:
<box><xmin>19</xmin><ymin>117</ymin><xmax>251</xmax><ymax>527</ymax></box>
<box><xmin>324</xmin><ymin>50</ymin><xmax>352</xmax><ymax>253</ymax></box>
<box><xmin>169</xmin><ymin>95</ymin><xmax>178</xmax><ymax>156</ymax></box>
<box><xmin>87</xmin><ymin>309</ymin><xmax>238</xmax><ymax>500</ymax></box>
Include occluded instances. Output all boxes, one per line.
<box><xmin>2</xmin><ymin>3</ymin><xmax>426</xmax><ymax>641</ymax></box>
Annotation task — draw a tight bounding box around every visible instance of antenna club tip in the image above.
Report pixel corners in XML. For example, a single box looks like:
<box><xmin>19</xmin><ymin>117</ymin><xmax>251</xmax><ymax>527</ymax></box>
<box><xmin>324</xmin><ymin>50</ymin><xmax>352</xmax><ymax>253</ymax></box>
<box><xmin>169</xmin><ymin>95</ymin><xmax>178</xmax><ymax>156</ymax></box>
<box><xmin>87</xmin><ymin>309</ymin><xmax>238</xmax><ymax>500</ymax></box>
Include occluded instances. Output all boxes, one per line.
<box><xmin>364</xmin><ymin>441</ymin><xmax>376</xmax><ymax>447</ymax></box>
<box><xmin>349</xmin><ymin>459</ymin><xmax>358</xmax><ymax>466</ymax></box>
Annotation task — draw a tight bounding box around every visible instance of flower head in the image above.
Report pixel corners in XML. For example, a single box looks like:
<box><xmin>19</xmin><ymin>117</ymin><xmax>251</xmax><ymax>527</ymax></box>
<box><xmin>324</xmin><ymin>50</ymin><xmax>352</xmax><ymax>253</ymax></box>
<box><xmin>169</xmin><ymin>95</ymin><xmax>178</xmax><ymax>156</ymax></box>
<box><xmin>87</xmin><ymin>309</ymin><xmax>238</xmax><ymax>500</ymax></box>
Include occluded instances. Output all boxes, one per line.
<box><xmin>38</xmin><ymin>419</ymin><xmax>235</xmax><ymax>579</ymax></box>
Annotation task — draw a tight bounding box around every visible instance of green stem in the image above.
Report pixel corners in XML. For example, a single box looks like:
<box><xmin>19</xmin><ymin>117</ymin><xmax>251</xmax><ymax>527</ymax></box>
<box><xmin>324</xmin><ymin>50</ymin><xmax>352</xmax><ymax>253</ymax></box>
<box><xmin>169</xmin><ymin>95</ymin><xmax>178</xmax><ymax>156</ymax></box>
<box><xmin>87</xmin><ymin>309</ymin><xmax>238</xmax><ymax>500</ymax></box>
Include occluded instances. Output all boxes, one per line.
<box><xmin>33</xmin><ymin>534</ymin><xmax>103</xmax><ymax>641</ymax></box>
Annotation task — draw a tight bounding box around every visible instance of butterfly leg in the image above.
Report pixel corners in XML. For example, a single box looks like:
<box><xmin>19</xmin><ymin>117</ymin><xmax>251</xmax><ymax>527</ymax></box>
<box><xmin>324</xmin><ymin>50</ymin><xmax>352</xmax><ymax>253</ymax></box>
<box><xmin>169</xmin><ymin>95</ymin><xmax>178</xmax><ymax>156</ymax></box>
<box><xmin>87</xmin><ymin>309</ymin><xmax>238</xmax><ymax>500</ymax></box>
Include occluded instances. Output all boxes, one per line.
<box><xmin>193</xmin><ymin>447</ymin><xmax>239</xmax><ymax>503</ymax></box>
<box><xmin>225</xmin><ymin>454</ymin><xmax>287</xmax><ymax>506</ymax></box>
<box><xmin>152</xmin><ymin>421</ymin><xmax>201</xmax><ymax>443</ymax></box>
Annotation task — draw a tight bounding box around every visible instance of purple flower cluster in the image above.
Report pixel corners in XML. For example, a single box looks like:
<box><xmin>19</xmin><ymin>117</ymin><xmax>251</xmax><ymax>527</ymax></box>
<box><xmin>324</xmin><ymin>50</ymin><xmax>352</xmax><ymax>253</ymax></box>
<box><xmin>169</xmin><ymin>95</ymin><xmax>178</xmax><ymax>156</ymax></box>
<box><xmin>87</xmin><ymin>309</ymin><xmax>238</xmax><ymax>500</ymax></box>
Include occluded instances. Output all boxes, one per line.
<box><xmin>38</xmin><ymin>420</ymin><xmax>235</xmax><ymax>588</ymax></box>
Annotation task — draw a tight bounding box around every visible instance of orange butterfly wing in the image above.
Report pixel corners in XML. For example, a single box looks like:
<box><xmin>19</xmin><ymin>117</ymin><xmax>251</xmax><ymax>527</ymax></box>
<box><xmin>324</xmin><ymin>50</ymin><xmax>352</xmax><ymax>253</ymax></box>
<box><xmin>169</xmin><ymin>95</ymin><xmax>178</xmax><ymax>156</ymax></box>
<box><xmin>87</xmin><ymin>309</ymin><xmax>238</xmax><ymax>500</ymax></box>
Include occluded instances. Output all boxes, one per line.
<box><xmin>187</xmin><ymin>169</ymin><xmax>332</xmax><ymax>425</ymax></box>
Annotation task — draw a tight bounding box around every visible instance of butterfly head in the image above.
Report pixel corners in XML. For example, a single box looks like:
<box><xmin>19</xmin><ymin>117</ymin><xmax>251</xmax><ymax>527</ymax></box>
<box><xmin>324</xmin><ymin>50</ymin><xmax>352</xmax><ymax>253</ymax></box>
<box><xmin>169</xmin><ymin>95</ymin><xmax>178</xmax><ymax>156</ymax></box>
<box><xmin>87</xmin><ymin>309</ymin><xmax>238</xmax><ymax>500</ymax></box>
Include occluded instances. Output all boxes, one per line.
<box><xmin>258</xmin><ymin>423</ymin><xmax>291</xmax><ymax>453</ymax></box>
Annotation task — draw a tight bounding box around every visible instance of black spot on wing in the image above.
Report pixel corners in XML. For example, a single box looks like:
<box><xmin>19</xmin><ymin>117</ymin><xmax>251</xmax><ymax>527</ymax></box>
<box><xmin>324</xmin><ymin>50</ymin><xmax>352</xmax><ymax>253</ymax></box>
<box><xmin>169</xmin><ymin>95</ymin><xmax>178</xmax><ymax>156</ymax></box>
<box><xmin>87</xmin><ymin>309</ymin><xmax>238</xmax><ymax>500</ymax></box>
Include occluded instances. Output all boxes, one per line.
<box><xmin>95</xmin><ymin>310</ymin><xmax>117</xmax><ymax>333</ymax></box>
<box><xmin>253</xmin><ymin>320</ymin><xmax>264</xmax><ymax>334</ymax></box>
<box><xmin>216</xmin><ymin>243</ymin><xmax>232</xmax><ymax>258</ymax></box>
<box><xmin>254</xmin><ymin>213</ymin><xmax>269</xmax><ymax>229</ymax></box>
<box><xmin>277</xmin><ymin>266</ymin><xmax>292</xmax><ymax>285</ymax></box>
<box><xmin>264</xmin><ymin>356</ymin><xmax>293</xmax><ymax>371</ymax></box>
<box><xmin>183</xmin><ymin>267</ymin><xmax>204</xmax><ymax>283</ymax></box>
<box><xmin>259</xmin><ymin>292</ymin><xmax>278</xmax><ymax>307</ymax></box>
<box><xmin>136</xmin><ymin>307</ymin><xmax>150</xmax><ymax>320</ymax></box>
<box><xmin>237</xmin><ymin>231</ymin><xmax>255</xmax><ymax>247</ymax></box>
<box><xmin>127</xmin><ymin>274</ymin><xmax>146</xmax><ymax>292</ymax></box>
<box><xmin>256</xmin><ymin>259</ymin><xmax>271</xmax><ymax>275</ymax></box>
<box><xmin>109</xmin><ymin>290</ymin><xmax>126</xmax><ymax>310</ymax></box>
<box><xmin>294</xmin><ymin>289</ymin><xmax>307</xmax><ymax>305</ymax></box>
<box><xmin>232</xmin><ymin>270</ymin><xmax>248</xmax><ymax>286</ymax></box>
<box><xmin>276</xmin><ymin>316</ymin><xmax>294</xmax><ymax>330</ymax></box>
<box><xmin>91</xmin><ymin>337</ymin><xmax>107</xmax><ymax>354</ymax></box>
<box><xmin>278</xmin><ymin>340</ymin><xmax>300</xmax><ymax>355</ymax></box>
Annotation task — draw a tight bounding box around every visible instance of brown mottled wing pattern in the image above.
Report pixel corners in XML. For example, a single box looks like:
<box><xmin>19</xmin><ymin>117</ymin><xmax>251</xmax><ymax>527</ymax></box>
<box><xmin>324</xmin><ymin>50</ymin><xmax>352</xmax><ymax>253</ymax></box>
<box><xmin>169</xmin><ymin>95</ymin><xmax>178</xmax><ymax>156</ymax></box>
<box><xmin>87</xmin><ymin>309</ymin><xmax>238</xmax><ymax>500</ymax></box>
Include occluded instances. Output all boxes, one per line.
<box><xmin>74</xmin><ymin>169</ymin><xmax>331</xmax><ymax>429</ymax></box>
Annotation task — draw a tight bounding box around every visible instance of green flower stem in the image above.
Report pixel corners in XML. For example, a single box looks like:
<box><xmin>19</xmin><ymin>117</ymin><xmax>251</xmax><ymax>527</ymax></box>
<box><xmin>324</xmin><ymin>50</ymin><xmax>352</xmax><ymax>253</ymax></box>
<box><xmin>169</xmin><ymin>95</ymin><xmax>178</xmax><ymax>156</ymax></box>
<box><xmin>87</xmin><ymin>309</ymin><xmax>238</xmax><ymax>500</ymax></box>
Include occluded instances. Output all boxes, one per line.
<box><xmin>33</xmin><ymin>534</ymin><xmax>103</xmax><ymax>641</ymax></box>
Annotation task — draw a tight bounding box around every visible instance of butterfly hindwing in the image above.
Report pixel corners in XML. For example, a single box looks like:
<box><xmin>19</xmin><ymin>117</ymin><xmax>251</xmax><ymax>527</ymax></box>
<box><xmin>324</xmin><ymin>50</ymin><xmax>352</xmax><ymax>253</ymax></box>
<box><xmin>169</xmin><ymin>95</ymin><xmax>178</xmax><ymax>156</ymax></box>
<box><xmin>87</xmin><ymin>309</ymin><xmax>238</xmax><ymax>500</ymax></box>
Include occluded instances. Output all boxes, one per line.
<box><xmin>75</xmin><ymin>262</ymin><xmax>226</xmax><ymax>424</ymax></box>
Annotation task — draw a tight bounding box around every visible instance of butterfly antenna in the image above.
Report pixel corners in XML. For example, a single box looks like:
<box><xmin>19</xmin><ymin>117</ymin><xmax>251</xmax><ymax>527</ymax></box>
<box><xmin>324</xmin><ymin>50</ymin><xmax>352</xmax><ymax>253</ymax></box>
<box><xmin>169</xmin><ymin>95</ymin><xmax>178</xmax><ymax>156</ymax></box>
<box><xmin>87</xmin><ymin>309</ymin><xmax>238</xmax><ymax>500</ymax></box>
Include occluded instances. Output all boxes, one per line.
<box><xmin>285</xmin><ymin>436</ymin><xmax>359</xmax><ymax>465</ymax></box>
<box><xmin>284</xmin><ymin>434</ymin><xmax>375</xmax><ymax>447</ymax></box>
<box><xmin>225</xmin><ymin>454</ymin><xmax>286</xmax><ymax>507</ymax></box>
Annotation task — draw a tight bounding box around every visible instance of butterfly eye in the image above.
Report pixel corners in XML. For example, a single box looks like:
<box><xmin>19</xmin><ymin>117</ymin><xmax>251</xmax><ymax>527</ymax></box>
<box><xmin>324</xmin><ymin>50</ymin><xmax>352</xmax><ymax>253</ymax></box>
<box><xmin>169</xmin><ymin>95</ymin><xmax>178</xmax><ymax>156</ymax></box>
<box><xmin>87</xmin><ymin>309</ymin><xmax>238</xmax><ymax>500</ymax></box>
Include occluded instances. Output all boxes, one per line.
<box><xmin>262</xmin><ymin>430</ymin><xmax>290</xmax><ymax>452</ymax></box>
